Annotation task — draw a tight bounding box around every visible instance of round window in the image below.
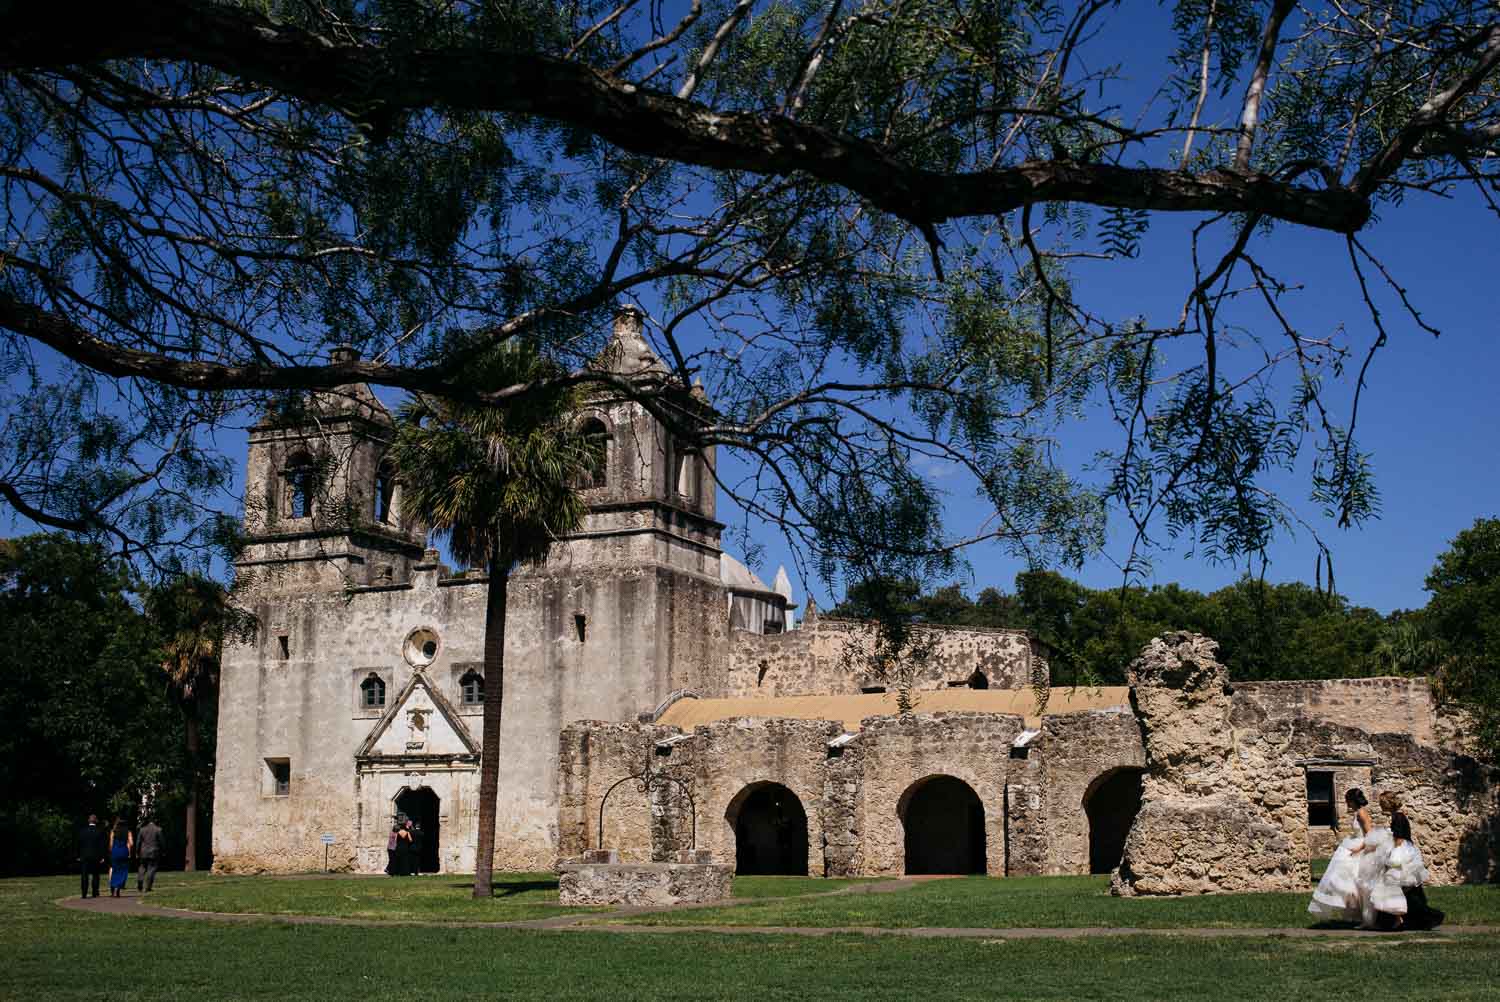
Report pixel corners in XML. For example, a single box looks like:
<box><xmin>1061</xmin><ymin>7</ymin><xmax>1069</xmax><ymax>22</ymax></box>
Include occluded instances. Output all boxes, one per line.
<box><xmin>404</xmin><ymin>627</ymin><xmax>441</xmax><ymax>668</ymax></box>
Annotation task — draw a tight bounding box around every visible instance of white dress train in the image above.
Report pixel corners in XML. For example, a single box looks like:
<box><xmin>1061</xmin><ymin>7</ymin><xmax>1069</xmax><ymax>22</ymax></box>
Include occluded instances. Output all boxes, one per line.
<box><xmin>1370</xmin><ymin>840</ymin><xmax>1428</xmax><ymax>919</ymax></box>
<box><xmin>1308</xmin><ymin>818</ymin><xmax>1367</xmax><ymax>921</ymax></box>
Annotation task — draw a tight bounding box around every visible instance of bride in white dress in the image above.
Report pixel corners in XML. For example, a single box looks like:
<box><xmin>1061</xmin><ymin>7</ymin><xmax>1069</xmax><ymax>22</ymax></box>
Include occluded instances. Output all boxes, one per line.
<box><xmin>1309</xmin><ymin>788</ymin><xmax>1391</xmax><ymax>924</ymax></box>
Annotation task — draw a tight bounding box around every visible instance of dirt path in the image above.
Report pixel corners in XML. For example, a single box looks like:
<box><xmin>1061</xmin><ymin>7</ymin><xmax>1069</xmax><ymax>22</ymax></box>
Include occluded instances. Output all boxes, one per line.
<box><xmin>56</xmin><ymin>883</ymin><xmax>1497</xmax><ymax>940</ymax></box>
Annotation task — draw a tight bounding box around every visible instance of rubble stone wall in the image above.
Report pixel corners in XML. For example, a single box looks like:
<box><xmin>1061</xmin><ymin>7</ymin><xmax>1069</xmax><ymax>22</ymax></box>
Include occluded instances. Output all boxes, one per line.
<box><xmin>726</xmin><ymin>618</ymin><xmax>1040</xmax><ymax>698</ymax></box>
<box><xmin>856</xmin><ymin>712</ymin><xmax>1025</xmax><ymax>876</ymax></box>
<box><xmin>1037</xmin><ymin>708</ymin><xmax>1147</xmax><ymax>876</ymax></box>
<box><xmin>1234</xmin><ymin>677</ymin><xmax>1437</xmax><ymax>746</ymax></box>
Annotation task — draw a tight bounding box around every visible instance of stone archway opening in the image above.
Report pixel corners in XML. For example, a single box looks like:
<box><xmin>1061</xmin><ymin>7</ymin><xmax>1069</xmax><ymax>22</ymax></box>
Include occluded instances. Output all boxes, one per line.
<box><xmin>395</xmin><ymin>787</ymin><xmax>441</xmax><ymax>873</ymax></box>
<box><xmin>727</xmin><ymin>782</ymin><xmax>809</xmax><ymax>876</ymax></box>
<box><xmin>1084</xmin><ymin>767</ymin><xmax>1144</xmax><ymax>875</ymax></box>
<box><xmin>900</xmin><ymin>775</ymin><xmax>986</xmax><ymax>875</ymax></box>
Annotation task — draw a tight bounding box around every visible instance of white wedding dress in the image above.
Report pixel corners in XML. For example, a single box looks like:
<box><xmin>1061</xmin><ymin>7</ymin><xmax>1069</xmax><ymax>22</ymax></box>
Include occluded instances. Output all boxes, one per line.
<box><xmin>1370</xmin><ymin>840</ymin><xmax>1428</xmax><ymax>918</ymax></box>
<box><xmin>1308</xmin><ymin>816</ymin><xmax>1367</xmax><ymax>921</ymax></box>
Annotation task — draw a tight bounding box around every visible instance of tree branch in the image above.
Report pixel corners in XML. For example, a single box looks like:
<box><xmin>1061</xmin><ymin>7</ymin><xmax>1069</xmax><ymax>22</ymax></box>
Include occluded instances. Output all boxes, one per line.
<box><xmin>0</xmin><ymin>0</ymin><xmax>1372</xmax><ymax>233</ymax></box>
<box><xmin>1234</xmin><ymin>0</ymin><xmax>1296</xmax><ymax>171</ymax></box>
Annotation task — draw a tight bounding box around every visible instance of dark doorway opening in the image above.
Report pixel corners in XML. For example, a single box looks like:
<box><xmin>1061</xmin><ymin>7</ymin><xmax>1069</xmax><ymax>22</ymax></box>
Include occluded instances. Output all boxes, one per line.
<box><xmin>1085</xmin><ymin>768</ymin><xmax>1144</xmax><ymax>874</ymax></box>
<box><xmin>395</xmin><ymin>787</ymin><xmax>441</xmax><ymax>873</ymax></box>
<box><xmin>902</xmin><ymin>776</ymin><xmax>987</xmax><ymax>875</ymax></box>
<box><xmin>730</xmin><ymin>783</ymin><xmax>809</xmax><ymax>876</ymax></box>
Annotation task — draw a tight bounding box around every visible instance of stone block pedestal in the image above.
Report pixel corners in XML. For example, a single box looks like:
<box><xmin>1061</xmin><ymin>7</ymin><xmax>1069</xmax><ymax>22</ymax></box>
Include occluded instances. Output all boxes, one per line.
<box><xmin>558</xmin><ymin>853</ymin><xmax>733</xmax><ymax>907</ymax></box>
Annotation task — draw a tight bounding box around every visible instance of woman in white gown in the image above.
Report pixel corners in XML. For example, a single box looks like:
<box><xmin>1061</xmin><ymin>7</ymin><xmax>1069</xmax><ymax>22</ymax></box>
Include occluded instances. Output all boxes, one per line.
<box><xmin>1370</xmin><ymin>811</ymin><xmax>1427</xmax><ymax>928</ymax></box>
<box><xmin>1309</xmin><ymin>788</ymin><xmax>1389</xmax><ymax>923</ymax></box>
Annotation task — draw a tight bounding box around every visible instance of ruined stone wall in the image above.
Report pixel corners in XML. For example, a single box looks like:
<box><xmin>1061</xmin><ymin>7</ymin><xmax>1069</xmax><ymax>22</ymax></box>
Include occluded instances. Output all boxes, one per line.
<box><xmin>557</xmin><ymin>721</ymin><xmax>684</xmax><ymax>863</ymax></box>
<box><xmin>726</xmin><ymin>617</ymin><xmax>1040</xmax><ymax>698</ymax></box>
<box><xmin>1002</xmin><ymin>751</ymin><xmax>1049</xmax><ymax>876</ymax></box>
<box><xmin>1234</xmin><ymin>677</ymin><xmax>1438</xmax><ymax>746</ymax></box>
<box><xmin>1035</xmin><ymin>708</ymin><xmax>1147</xmax><ymax>876</ymax></box>
<box><xmin>856</xmin><ymin>712</ymin><xmax>1025</xmax><ymax>876</ymax></box>
<box><xmin>692</xmin><ymin>718</ymin><xmax>843</xmax><ymax>875</ymax></box>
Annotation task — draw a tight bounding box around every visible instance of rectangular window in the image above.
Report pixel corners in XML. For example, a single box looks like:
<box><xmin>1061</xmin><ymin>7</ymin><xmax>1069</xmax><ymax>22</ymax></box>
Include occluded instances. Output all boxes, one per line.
<box><xmin>1306</xmin><ymin>770</ymin><xmax>1336</xmax><ymax>827</ymax></box>
<box><xmin>277</xmin><ymin>635</ymin><xmax>290</xmax><ymax>660</ymax></box>
<box><xmin>266</xmin><ymin>758</ymin><xmax>291</xmax><ymax>797</ymax></box>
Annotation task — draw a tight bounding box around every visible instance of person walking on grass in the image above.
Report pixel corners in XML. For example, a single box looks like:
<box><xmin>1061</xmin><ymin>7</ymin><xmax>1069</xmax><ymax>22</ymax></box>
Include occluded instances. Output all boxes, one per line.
<box><xmin>78</xmin><ymin>814</ymin><xmax>107</xmax><ymax>899</ymax></box>
<box><xmin>107</xmin><ymin>818</ymin><xmax>132</xmax><ymax>897</ymax></box>
<box><xmin>136</xmin><ymin>815</ymin><xmax>163</xmax><ymax>893</ymax></box>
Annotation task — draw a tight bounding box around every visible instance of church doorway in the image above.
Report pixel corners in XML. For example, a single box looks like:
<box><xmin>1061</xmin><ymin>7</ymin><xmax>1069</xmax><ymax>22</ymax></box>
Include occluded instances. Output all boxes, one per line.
<box><xmin>728</xmin><ymin>783</ymin><xmax>809</xmax><ymax>876</ymax></box>
<box><xmin>1084</xmin><ymin>767</ymin><xmax>1144</xmax><ymax>874</ymax></box>
<box><xmin>901</xmin><ymin>775</ymin><xmax>987</xmax><ymax>875</ymax></box>
<box><xmin>395</xmin><ymin>787</ymin><xmax>441</xmax><ymax>873</ymax></box>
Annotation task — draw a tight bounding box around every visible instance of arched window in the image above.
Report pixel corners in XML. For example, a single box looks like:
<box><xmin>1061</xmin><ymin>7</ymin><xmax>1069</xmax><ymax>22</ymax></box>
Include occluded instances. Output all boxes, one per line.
<box><xmin>673</xmin><ymin>445</ymin><xmax>697</xmax><ymax>502</ymax></box>
<box><xmin>360</xmin><ymin>673</ymin><xmax>386</xmax><ymax>709</ymax></box>
<box><xmin>579</xmin><ymin>418</ymin><xmax>609</xmax><ymax>488</ymax></box>
<box><xmin>460</xmin><ymin>670</ymin><xmax>484</xmax><ymax>706</ymax></box>
<box><xmin>284</xmin><ymin>451</ymin><xmax>317</xmax><ymax>519</ymax></box>
<box><xmin>374</xmin><ymin>460</ymin><xmax>396</xmax><ymax>524</ymax></box>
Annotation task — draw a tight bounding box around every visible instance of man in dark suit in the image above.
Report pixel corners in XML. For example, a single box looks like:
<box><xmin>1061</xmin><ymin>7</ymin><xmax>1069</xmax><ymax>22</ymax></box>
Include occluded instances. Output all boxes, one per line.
<box><xmin>136</xmin><ymin>815</ymin><xmax>164</xmax><ymax>892</ymax></box>
<box><xmin>78</xmin><ymin>814</ymin><xmax>107</xmax><ymax>898</ymax></box>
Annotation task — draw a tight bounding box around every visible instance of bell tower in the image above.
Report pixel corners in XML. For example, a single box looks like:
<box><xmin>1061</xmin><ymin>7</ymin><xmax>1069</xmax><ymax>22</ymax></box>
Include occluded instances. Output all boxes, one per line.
<box><xmin>235</xmin><ymin>349</ymin><xmax>426</xmax><ymax>593</ymax></box>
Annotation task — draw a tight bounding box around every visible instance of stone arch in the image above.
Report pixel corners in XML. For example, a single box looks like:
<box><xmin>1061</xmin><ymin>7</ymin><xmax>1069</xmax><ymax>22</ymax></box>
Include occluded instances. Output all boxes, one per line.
<box><xmin>374</xmin><ymin>457</ymin><xmax>398</xmax><ymax>524</ymax></box>
<box><xmin>899</xmin><ymin>774</ymin><xmax>987</xmax><ymax>875</ymax></box>
<box><xmin>282</xmin><ymin>449</ymin><xmax>318</xmax><ymax>519</ymax></box>
<box><xmin>1083</xmin><ymin>766</ymin><xmax>1145</xmax><ymax>875</ymax></box>
<box><xmin>393</xmin><ymin>786</ymin><xmax>441</xmax><ymax>873</ymax></box>
<box><xmin>725</xmin><ymin>781</ymin><xmax>809</xmax><ymax>876</ymax></box>
<box><xmin>577</xmin><ymin>415</ymin><xmax>611</xmax><ymax>488</ymax></box>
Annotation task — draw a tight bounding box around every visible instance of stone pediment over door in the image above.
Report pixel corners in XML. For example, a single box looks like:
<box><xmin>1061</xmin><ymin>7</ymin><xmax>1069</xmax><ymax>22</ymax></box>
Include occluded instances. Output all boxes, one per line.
<box><xmin>356</xmin><ymin>673</ymin><xmax>479</xmax><ymax>763</ymax></box>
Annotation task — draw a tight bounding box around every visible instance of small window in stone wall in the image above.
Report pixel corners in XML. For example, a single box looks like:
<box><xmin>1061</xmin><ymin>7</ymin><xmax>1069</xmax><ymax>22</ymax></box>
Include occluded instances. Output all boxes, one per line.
<box><xmin>360</xmin><ymin>673</ymin><xmax>386</xmax><ymax>709</ymax></box>
<box><xmin>266</xmin><ymin>758</ymin><xmax>291</xmax><ymax>797</ymax></box>
<box><xmin>1306</xmin><ymin>770</ymin><xmax>1336</xmax><ymax>827</ymax></box>
<box><xmin>460</xmin><ymin>670</ymin><xmax>484</xmax><ymax>705</ymax></box>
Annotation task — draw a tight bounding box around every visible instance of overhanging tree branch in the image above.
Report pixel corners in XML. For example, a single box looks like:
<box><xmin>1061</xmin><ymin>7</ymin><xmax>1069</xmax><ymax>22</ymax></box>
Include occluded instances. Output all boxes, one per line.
<box><xmin>0</xmin><ymin>0</ymin><xmax>1372</xmax><ymax>233</ymax></box>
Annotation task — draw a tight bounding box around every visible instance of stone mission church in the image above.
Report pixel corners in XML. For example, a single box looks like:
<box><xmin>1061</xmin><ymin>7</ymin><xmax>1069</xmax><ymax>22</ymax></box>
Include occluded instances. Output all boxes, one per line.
<box><xmin>214</xmin><ymin>308</ymin><xmax>1496</xmax><ymax>885</ymax></box>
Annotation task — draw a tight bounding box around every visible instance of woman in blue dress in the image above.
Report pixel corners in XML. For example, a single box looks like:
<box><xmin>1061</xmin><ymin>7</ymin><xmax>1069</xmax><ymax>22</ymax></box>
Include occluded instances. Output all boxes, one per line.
<box><xmin>107</xmin><ymin>818</ymin><xmax>133</xmax><ymax>897</ymax></box>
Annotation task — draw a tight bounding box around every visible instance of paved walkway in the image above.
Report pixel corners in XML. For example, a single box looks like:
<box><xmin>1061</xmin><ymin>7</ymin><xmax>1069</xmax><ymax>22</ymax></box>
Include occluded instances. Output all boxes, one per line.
<box><xmin>57</xmin><ymin>881</ymin><xmax>1498</xmax><ymax>941</ymax></box>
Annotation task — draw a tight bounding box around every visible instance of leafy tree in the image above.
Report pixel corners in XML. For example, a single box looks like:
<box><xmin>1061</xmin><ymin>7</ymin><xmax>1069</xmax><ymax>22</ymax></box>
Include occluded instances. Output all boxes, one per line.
<box><xmin>5</xmin><ymin>1</ymin><xmax>1496</xmax><ymax>587</ymax></box>
<box><xmin>389</xmin><ymin>343</ymin><xmax>595</xmax><ymax>898</ymax></box>
<box><xmin>145</xmin><ymin>574</ymin><xmax>253</xmax><ymax>870</ymax></box>
<box><xmin>1423</xmin><ymin>517</ymin><xmax>1500</xmax><ymax>756</ymax></box>
<box><xmin>0</xmin><ymin>535</ymin><xmax>186</xmax><ymax>874</ymax></box>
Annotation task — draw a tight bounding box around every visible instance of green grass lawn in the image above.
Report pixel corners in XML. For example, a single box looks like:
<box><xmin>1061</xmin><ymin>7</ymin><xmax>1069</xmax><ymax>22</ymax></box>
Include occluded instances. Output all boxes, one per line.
<box><xmin>614</xmin><ymin>873</ymin><xmax>1500</xmax><ymax>930</ymax></box>
<box><xmin>146</xmin><ymin>872</ymin><xmax>867</xmax><ymax>922</ymax></box>
<box><xmin>8</xmin><ymin>874</ymin><xmax>1500</xmax><ymax>1001</ymax></box>
<box><xmin>148</xmin><ymin>871</ymin><xmax>584</xmax><ymax>922</ymax></box>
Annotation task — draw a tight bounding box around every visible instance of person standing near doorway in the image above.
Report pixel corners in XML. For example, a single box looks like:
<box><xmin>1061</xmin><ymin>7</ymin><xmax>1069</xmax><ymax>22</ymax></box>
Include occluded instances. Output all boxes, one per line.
<box><xmin>78</xmin><ymin>814</ymin><xmax>107</xmax><ymax>898</ymax></box>
<box><xmin>136</xmin><ymin>816</ymin><xmax>163</xmax><ymax>892</ymax></box>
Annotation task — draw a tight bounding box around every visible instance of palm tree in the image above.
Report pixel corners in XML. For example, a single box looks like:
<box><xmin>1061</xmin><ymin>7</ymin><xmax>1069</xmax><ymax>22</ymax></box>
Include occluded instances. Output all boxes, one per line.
<box><xmin>146</xmin><ymin>574</ymin><xmax>253</xmax><ymax>870</ymax></box>
<box><xmin>390</xmin><ymin>344</ymin><xmax>595</xmax><ymax>898</ymax></box>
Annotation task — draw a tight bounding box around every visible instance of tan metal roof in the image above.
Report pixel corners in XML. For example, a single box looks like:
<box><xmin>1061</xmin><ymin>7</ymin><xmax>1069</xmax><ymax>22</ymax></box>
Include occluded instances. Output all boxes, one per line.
<box><xmin>655</xmin><ymin>686</ymin><xmax>1131</xmax><ymax>732</ymax></box>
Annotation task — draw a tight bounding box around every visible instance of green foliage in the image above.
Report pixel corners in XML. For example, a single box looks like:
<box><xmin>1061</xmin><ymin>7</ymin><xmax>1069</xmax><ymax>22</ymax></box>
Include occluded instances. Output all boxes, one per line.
<box><xmin>389</xmin><ymin>342</ymin><xmax>594</xmax><ymax>570</ymax></box>
<box><xmin>1423</xmin><ymin>517</ymin><xmax>1500</xmax><ymax>758</ymax></box>
<box><xmin>0</xmin><ymin>534</ymin><xmax>202</xmax><ymax>874</ymax></box>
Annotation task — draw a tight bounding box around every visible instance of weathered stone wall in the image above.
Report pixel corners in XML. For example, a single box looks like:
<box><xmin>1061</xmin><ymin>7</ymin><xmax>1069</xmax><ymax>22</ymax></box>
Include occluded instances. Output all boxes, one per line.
<box><xmin>692</xmin><ymin>717</ymin><xmax>843</xmax><ymax>876</ymax></box>
<box><xmin>726</xmin><ymin>617</ymin><xmax>1040</xmax><ymax>698</ymax></box>
<box><xmin>1113</xmin><ymin>633</ymin><xmax>1302</xmax><ymax>895</ymax></box>
<box><xmin>856</xmin><ymin>712</ymin><xmax>1025</xmax><ymax>876</ymax></box>
<box><xmin>557</xmin><ymin>721</ymin><xmax>684</xmax><ymax>863</ymax></box>
<box><xmin>1234</xmin><ymin>677</ymin><xmax>1438</xmax><ymax>747</ymax></box>
<box><xmin>1035</xmin><ymin>708</ymin><xmax>1147</xmax><ymax>876</ymax></box>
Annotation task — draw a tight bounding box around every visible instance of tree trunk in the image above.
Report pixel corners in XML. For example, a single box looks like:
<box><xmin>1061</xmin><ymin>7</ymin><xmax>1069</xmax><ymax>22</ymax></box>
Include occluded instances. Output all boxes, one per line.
<box><xmin>472</xmin><ymin>549</ymin><xmax>508</xmax><ymax>898</ymax></box>
<box><xmin>183</xmin><ymin>703</ymin><xmax>199</xmax><ymax>871</ymax></box>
